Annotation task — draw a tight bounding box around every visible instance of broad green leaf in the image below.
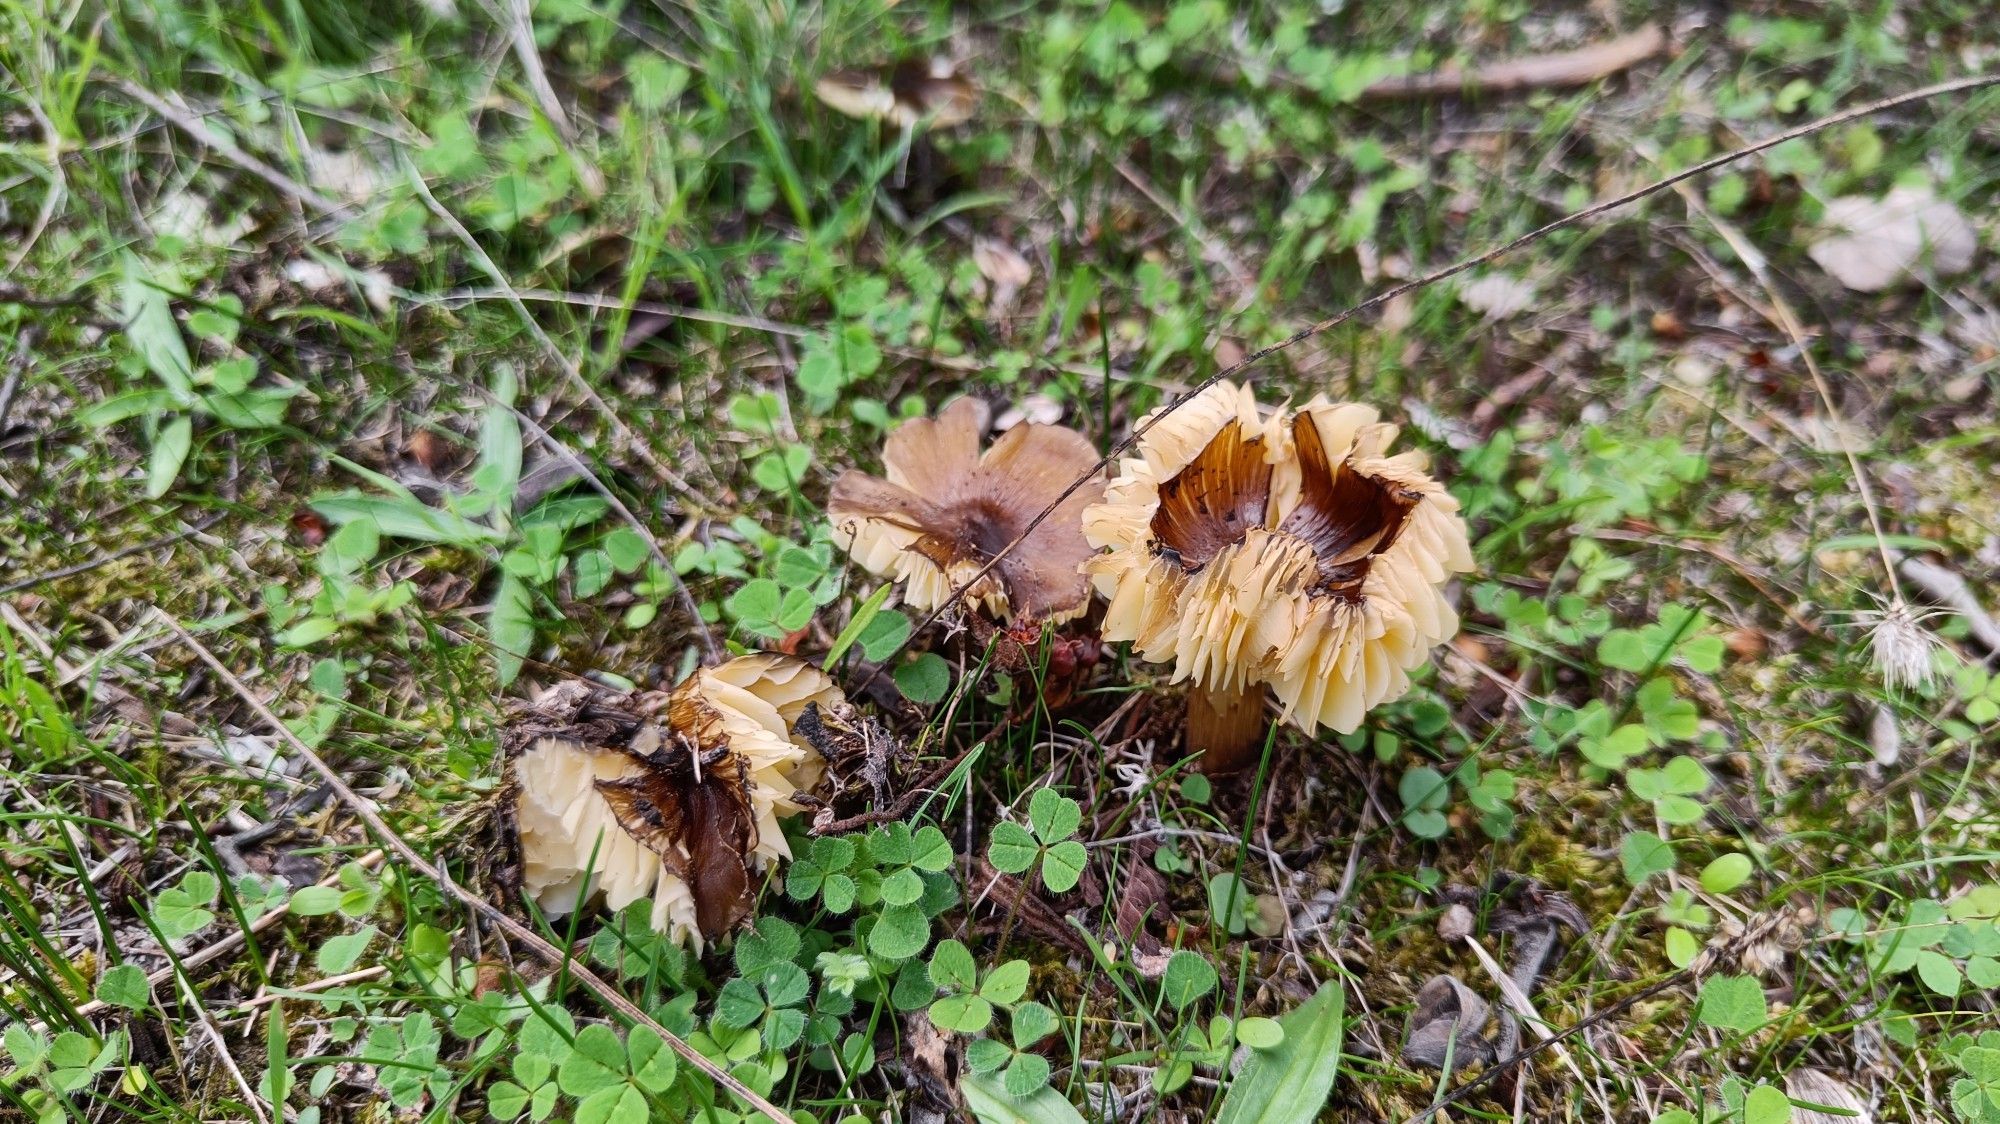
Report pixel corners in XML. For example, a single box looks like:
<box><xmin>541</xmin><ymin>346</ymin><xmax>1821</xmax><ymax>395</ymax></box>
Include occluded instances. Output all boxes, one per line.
<box><xmin>573</xmin><ymin>1084</ymin><xmax>646</xmax><ymax>1124</ymax></box>
<box><xmin>1743</xmin><ymin>1083</ymin><xmax>1792</xmax><ymax>1124</ymax></box>
<box><xmin>758</xmin><ymin>962</ymin><xmax>810</xmax><ymax>1008</ymax></box>
<box><xmin>987</xmin><ymin>822</ymin><xmax>1039</xmax><ymax>874</ymax></box>
<box><xmin>911</xmin><ymin>826</ymin><xmax>953</xmax><ymax>872</ymax></box>
<box><xmin>1397</xmin><ymin>765</ymin><xmax>1450</xmax><ymax>812</ymax></box>
<box><xmin>1700</xmin><ymin>854</ymin><xmax>1754</xmax><ymax>894</ymax></box>
<box><xmin>95</xmin><ymin>964</ymin><xmax>150</xmax><ymax>1011</ymax></box>
<box><xmin>928</xmin><ymin>994</ymin><xmax>993</xmax><ymax>1034</ymax></box>
<box><xmin>486</xmin><ymin>1080</ymin><xmax>531</xmax><ymax>1120</ymax></box>
<box><xmin>858</xmin><ymin>608</ymin><xmax>913</xmax><ymax>662</ymax></box>
<box><xmin>147</xmin><ymin>415</ymin><xmax>193</xmax><ymax>499</ymax></box>
<box><xmin>202</xmin><ymin>385</ymin><xmax>296</xmax><ymax>429</ymax></box>
<box><xmin>1237</xmin><ymin>1017</ymin><xmax>1284</xmax><ymax>1049</ymax></box>
<box><xmin>123</xmin><ymin>255</ymin><xmax>195</xmax><ymax>399</ymax></box>
<box><xmin>1003</xmin><ymin>1053</ymin><xmax>1052</xmax><ymax>1096</ymax></box>
<box><xmin>479</xmin><ymin>366</ymin><xmax>522</xmax><ymax>515</ymax></box>
<box><xmin>1161</xmin><ymin>951</ymin><xmax>1217</xmax><ymax>1008</ymax></box>
<box><xmin>825</xmin><ymin>583</ymin><xmax>895</xmax><ymax>669</ymax></box>
<box><xmin>491</xmin><ymin>570</ymin><xmax>535</xmax><ymax>687</ymax></box>
<box><xmin>80</xmin><ymin>388</ymin><xmax>177</xmax><ymax>427</ymax></box>
<box><xmin>288</xmin><ymin>885</ymin><xmax>342</xmax><ymax>916</ymax></box>
<box><xmin>929</xmin><ymin>940</ymin><xmax>978</xmax><ymax>992</ymax></box>
<box><xmin>966</xmin><ymin>1038</ymin><xmax>1010</xmax><ymax>1074</ymax></box>
<box><xmin>1214</xmin><ymin>978</ymin><xmax>1346</xmax><ymax>1124</ymax></box>
<box><xmin>1040</xmin><ymin>841</ymin><xmax>1087</xmax><ymax>894</ymax></box>
<box><xmin>1620</xmin><ymin>832</ymin><xmax>1676</xmax><ymax>885</ymax></box>
<box><xmin>880</xmin><ymin>866</ymin><xmax>925</xmax><ymax>907</ymax></box>
<box><xmin>311</xmin><ymin>492</ymin><xmax>502</xmax><ymax>546</ymax></box>
<box><xmin>1028</xmin><ymin>788</ymin><xmax>1081</xmax><ymax>842</ymax></box>
<box><xmin>714</xmin><ymin>978</ymin><xmax>766</xmax><ymax>1029</ymax></box>
<box><xmin>1664</xmin><ymin>926</ymin><xmax>1700</xmax><ymax>969</ymax></box>
<box><xmin>1696</xmin><ymin>974</ymin><xmax>1767</xmax><ymax>1032</ymax></box>
<box><xmin>317</xmin><ymin>925</ymin><xmax>377</xmax><ymax>974</ymax></box>
<box><xmin>961</xmin><ymin>1072</ymin><xmax>1087</xmax><ymax>1124</ymax></box>
<box><xmin>626</xmin><ymin>1026</ymin><xmax>676</xmax><ymax>1092</ymax></box>
<box><xmin>1011</xmin><ymin>1002</ymin><xmax>1059</xmax><ymax>1047</ymax></box>
<box><xmin>867</xmin><ymin>904</ymin><xmax>930</xmax><ymax>960</ymax></box>
<box><xmin>1916</xmin><ymin>950</ymin><xmax>1962</xmax><ymax>996</ymax></box>
<box><xmin>2</xmin><ymin>1024</ymin><xmax>48</xmax><ymax>1071</ymax></box>
<box><xmin>895</xmin><ymin>652</ymin><xmax>951</xmax><ymax>705</ymax></box>
<box><xmin>556</xmin><ymin>1025</ymin><xmax>626</xmax><ymax>1096</ymax></box>
<box><xmin>980</xmin><ymin>960</ymin><xmax>1031</xmax><ymax>1005</ymax></box>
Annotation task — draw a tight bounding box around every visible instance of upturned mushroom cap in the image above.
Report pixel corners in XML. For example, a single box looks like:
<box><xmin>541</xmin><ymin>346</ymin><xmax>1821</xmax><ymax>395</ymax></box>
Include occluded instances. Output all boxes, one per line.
<box><xmin>512</xmin><ymin>655</ymin><xmax>843</xmax><ymax>948</ymax></box>
<box><xmin>829</xmin><ymin>397</ymin><xmax>1104</xmax><ymax>625</ymax></box>
<box><xmin>1081</xmin><ymin>382</ymin><xmax>1473</xmax><ymax>746</ymax></box>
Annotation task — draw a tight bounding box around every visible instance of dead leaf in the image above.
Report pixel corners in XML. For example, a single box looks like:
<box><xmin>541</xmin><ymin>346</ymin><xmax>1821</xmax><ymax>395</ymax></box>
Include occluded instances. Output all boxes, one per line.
<box><xmin>994</xmin><ymin>394</ymin><xmax>1062</xmax><ymax>431</ymax></box>
<box><xmin>972</xmin><ymin>237</ymin><xmax>1032</xmax><ymax>315</ymax></box>
<box><xmin>1401</xmin><ymin>975</ymin><xmax>1497</xmax><ymax>1071</ymax></box>
<box><xmin>1808</xmin><ymin>185</ymin><xmax>1977</xmax><ymax>291</ymax></box>
<box><xmin>405</xmin><ymin>427</ymin><xmax>450</xmax><ymax>472</ymax></box>
<box><xmin>1785</xmin><ymin>1069</ymin><xmax>1873</xmax><ymax>1124</ymax></box>
<box><xmin>1457</xmin><ymin>273</ymin><xmax>1538</xmax><ymax>321</ymax></box>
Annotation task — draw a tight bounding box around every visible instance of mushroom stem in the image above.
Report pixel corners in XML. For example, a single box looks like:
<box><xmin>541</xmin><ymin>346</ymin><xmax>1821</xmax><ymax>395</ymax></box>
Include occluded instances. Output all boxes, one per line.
<box><xmin>1186</xmin><ymin>682</ymin><xmax>1270</xmax><ymax>774</ymax></box>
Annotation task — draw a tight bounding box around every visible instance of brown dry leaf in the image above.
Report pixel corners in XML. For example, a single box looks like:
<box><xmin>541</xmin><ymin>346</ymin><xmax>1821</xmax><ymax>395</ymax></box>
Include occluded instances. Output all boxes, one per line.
<box><xmin>1808</xmin><ymin>185</ymin><xmax>1977</xmax><ymax>291</ymax></box>
<box><xmin>1785</xmin><ymin>1069</ymin><xmax>1873</xmax><ymax>1124</ymax></box>
<box><xmin>993</xmin><ymin>394</ymin><xmax>1062</xmax><ymax>432</ymax></box>
<box><xmin>972</xmin><ymin>237</ymin><xmax>1032</xmax><ymax>315</ymax></box>
<box><xmin>1401</xmin><ymin>975</ymin><xmax>1497</xmax><ymax>1071</ymax></box>
<box><xmin>1365</xmin><ymin>24</ymin><xmax>1666</xmax><ymax>98</ymax></box>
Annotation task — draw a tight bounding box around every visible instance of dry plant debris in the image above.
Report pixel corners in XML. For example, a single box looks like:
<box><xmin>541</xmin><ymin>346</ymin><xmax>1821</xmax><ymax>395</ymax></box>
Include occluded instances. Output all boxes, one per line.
<box><xmin>1807</xmin><ymin>184</ymin><xmax>1978</xmax><ymax>291</ymax></box>
<box><xmin>509</xmin><ymin>654</ymin><xmax>844</xmax><ymax>946</ymax></box>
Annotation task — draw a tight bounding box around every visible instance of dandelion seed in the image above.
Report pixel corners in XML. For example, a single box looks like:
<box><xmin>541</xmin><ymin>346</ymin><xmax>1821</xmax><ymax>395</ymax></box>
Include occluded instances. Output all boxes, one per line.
<box><xmin>1860</xmin><ymin>600</ymin><xmax>1941</xmax><ymax>690</ymax></box>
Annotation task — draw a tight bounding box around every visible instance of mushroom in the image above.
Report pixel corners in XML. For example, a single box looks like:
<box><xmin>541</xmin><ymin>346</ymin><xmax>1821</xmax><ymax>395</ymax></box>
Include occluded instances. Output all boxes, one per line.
<box><xmin>1081</xmin><ymin>381</ymin><xmax>1473</xmax><ymax>771</ymax></box>
<box><xmin>509</xmin><ymin>654</ymin><xmax>844</xmax><ymax>947</ymax></box>
<box><xmin>829</xmin><ymin>397</ymin><xmax>1104</xmax><ymax>626</ymax></box>
<box><xmin>813</xmin><ymin>60</ymin><xmax>976</xmax><ymax>130</ymax></box>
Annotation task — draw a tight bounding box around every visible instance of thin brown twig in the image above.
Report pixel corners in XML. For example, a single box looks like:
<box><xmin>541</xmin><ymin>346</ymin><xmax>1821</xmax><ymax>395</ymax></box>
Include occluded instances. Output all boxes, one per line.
<box><xmin>114</xmin><ymin>79</ymin><xmax>339</xmax><ymax>213</ymax></box>
<box><xmin>57</xmin><ymin>851</ymin><xmax>387</xmax><ymax>1026</ymax></box>
<box><xmin>870</xmin><ymin>73</ymin><xmax>2000</xmax><ymax>679</ymax></box>
<box><xmin>1635</xmin><ymin>138</ymin><xmax>1912</xmax><ymax>608</ymax></box>
<box><xmin>810</xmin><ymin>737</ymin><xmax>985</xmax><ymax>836</ymax></box>
<box><xmin>1362</xmin><ymin>24</ymin><xmax>1668</xmax><ymax>99</ymax></box>
<box><xmin>492</xmin><ymin>398</ymin><xmax>720</xmax><ymax>660</ymax></box>
<box><xmin>1400</xmin><ymin>971</ymin><xmax>1690</xmax><ymax>1123</ymax></box>
<box><xmin>401</xmin><ymin>157</ymin><xmax>705</xmax><ymax>504</ymax></box>
<box><xmin>149</xmin><ymin>609</ymin><xmax>793</xmax><ymax>1123</ymax></box>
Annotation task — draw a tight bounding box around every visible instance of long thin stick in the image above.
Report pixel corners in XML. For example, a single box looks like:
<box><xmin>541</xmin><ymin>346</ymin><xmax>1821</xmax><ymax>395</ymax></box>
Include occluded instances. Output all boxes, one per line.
<box><xmin>115</xmin><ymin>80</ymin><xmax>338</xmax><ymax>214</ymax></box>
<box><xmin>149</xmin><ymin>609</ymin><xmax>792</xmax><ymax>1123</ymax></box>
<box><xmin>876</xmin><ymin>73</ymin><xmax>2000</xmax><ymax>670</ymax></box>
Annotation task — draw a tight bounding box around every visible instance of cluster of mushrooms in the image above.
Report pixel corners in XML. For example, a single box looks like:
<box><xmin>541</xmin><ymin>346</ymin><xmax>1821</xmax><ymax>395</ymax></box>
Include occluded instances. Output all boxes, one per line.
<box><xmin>510</xmin><ymin>381</ymin><xmax>1473</xmax><ymax>945</ymax></box>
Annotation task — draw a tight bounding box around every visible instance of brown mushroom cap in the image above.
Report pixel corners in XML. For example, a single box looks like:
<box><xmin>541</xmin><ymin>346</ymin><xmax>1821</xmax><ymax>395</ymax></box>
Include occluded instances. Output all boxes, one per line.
<box><xmin>512</xmin><ymin>654</ymin><xmax>843</xmax><ymax>947</ymax></box>
<box><xmin>830</xmin><ymin>397</ymin><xmax>1104</xmax><ymax>625</ymax></box>
<box><xmin>1081</xmin><ymin>381</ymin><xmax>1473</xmax><ymax>746</ymax></box>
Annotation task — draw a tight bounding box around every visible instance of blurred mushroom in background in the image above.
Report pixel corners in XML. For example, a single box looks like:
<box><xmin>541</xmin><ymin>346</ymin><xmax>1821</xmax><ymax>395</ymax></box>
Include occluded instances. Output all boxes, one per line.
<box><xmin>813</xmin><ymin>59</ymin><xmax>976</xmax><ymax>130</ymax></box>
